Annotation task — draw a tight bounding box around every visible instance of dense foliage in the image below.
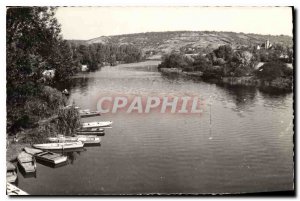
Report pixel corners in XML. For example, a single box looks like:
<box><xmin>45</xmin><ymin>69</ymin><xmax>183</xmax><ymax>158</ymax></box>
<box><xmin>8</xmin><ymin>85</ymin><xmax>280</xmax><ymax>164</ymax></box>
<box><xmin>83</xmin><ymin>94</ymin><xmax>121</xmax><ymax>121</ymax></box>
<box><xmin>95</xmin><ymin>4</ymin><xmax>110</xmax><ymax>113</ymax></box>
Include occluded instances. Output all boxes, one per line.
<box><xmin>69</xmin><ymin>43</ymin><xmax>142</xmax><ymax>71</ymax></box>
<box><xmin>254</xmin><ymin>61</ymin><xmax>293</xmax><ymax>81</ymax></box>
<box><xmin>159</xmin><ymin>43</ymin><xmax>293</xmax><ymax>82</ymax></box>
<box><xmin>6</xmin><ymin>7</ymin><xmax>144</xmax><ymax>134</ymax></box>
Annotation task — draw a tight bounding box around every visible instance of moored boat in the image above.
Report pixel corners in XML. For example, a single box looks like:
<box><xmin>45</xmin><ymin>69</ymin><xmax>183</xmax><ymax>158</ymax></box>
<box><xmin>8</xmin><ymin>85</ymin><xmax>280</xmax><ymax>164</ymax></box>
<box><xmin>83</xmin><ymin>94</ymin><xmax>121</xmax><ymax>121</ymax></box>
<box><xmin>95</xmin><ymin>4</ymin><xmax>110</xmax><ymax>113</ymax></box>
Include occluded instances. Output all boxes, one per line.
<box><xmin>81</xmin><ymin>121</ymin><xmax>113</xmax><ymax>128</ymax></box>
<box><xmin>79</xmin><ymin>109</ymin><xmax>101</xmax><ymax>118</ymax></box>
<box><xmin>24</xmin><ymin>147</ymin><xmax>43</xmax><ymax>155</ymax></box>
<box><xmin>7</xmin><ymin>182</ymin><xmax>28</xmax><ymax>195</ymax></box>
<box><xmin>24</xmin><ymin>147</ymin><xmax>68</xmax><ymax>165</ymax></box>
<box><xmin>17</xmin><ymin>151</ymin><xmax>36</xmax><ymax>174</ymax></box>
<box><xmin>48</xmin><ymin>135</ymin><xmax>101</xmax><ymax>145</ymax></box>
<box><xmin>76</xmin><ymin>127</ymin><xmax>105</xmax><ymax>135</ymax></box>
<box><xmin>33</xmin><ymin>141</ymin><xmax>84</xmax><ymax>150</ymax></box>
<box><xmin>76</xmin><ymin>130</ymin><xmax>105</xmax><ymax>135</ymax></box>
<box><xmin>35</xmin><ymin>151</ymin><xmax>68</xmax><ymax>165</ymax></box>
<box><xmin>6</xmin><ymin>161</ymin><xmax>17</xmax><ymax>183</ymax></box>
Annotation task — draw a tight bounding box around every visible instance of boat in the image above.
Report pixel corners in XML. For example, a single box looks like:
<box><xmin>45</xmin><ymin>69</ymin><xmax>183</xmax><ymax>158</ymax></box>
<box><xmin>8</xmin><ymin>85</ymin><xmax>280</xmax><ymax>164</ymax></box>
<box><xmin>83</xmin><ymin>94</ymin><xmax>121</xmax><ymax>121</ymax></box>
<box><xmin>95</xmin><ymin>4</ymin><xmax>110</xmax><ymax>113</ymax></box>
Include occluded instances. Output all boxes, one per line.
<box><xmin>6</xmin><ymin>161</ymin><xmax>17</xmax><ymax>183</ymax></box>
<box><xmin>48</xmin><ymin>135</ymin><xmax>101</xmax><ymax>145</ymax></box>
<box><xmin>35</xmin><ymin>151</ymin><xmax>68</xmax><ymax>165</ymax></box>
<box><xmin>6</xmin><ymin>182</ymin><xmax>28</xmax><ymax>195</ymax></box>
<box><xmin>76</xmin><ymin>130</ymin><xmax>105</xmax><ymax>135</ymax></box>
<box><xmin>78</xmin><ymin>127</ymin><xmax>105</xmax><ymax>132</ymax></box>
<box><xmin>33</xmin><ymin>141</ymin><xmax>84</xmax><ymax>150</ymax></box>
<box><xmin>17</xmin><ymin>151</ymin><xmax>36</xmax><ymax>174</ymax></box>
<box><xmin>24</xmin><ymin>147</ymin><xmax>43</xmax><ymax>155</ymax></box>
<box><xmin>76</xmin><ymin>127</ymin><xmax>105</xmax><ymax>135</ymax></box>
<box><xmin>79</xmin><ymin>109</ymin><xmax>101</xmax><ymax>118</ymax></box>
<box><xmin>81</xmin><ymin>121</ymin><xmax>113</xmax><ymax>128</ymax></box>
<box><xmin>24</xmin><ymin>147</ymin><xmax>68</xmax><ymax>165</ymax></box>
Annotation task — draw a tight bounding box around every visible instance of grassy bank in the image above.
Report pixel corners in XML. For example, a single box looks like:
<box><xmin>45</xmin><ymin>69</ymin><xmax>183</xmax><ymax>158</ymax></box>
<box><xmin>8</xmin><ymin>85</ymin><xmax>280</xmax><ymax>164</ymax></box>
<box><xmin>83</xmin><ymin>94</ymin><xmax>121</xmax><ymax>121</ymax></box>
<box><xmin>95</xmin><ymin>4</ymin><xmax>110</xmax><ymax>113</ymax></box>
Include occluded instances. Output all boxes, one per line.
<box><xmin>6</xmin><ymin>85</ymin><xmax>80</xmax><ymax>161</ymax></box>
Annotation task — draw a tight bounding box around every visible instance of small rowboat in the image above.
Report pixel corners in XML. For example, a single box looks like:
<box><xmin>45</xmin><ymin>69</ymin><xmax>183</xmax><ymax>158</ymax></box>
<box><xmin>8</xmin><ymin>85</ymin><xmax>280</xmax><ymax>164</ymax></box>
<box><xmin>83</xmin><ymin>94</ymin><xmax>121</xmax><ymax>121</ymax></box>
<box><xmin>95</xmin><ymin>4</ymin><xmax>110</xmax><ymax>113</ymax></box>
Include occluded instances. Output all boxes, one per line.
<box><xmin>76</xmin><ymin>127</ymin><xmax>105</xmax><ymax>135</ymax></box>
<box><xmin>48</xmin><ymin>135</ymin><xmax>101</xmax><ymax>145</ymax></box>
<box><xmin>76</xmin><ymin>130</ymin><xmax>105</xmax><ymax>135</ymax></box>
<box><xmin>33</xmin><ymin>141</ymin><xmax>84</xmax><ymax>150</ymax></box>
<box><xmin>6</xmin><ymin>161</ymin><xmax>17</xmax><ymax>183</ymax></box>
<box><xmin>81</xmin><ymin>121</ymin><xmax>113</xmax><ymax>128</ymax></box>
<box><xmin>7</xmin><ymin>182</ymin><xmax>28</xmax><ymax>195</ymax></box>
<box><xmin>35</xmin><ymin>151</ymin><xmax>68</xmax><ymax>165</ymax></box>
<box><xmin>17</xmin><ymin>151</ymin><xmax>36</xmax><ymax>174</ymax></box>
<box><xmin>79</xmin><ymin>109</ymin><xmax>101</xmax><ymax>118</ymax></box>
<box><xmin>24</xmin><ymin>147</ymin><xmax>68</xmax><ymax>165</ymax></box>
<box><xmin>78</xmin><ymin>127</ymin><xmax>104</xmax><ymax>132</ymax></box>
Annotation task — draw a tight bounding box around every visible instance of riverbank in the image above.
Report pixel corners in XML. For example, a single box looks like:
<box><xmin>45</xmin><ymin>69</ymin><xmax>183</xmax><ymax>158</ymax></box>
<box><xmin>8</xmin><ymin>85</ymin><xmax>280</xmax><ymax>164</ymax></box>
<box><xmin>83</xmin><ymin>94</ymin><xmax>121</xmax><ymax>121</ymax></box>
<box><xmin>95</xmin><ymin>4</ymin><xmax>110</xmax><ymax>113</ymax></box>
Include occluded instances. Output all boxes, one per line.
<box><xmin>6</xmin><ymin>85</ymin><xmax>80</xmax><ymax>162</ymax></box>
<box><xmin>159</xmin><ymin>68</ymin><xmax>293</xmax><ymax>92</ymax></box>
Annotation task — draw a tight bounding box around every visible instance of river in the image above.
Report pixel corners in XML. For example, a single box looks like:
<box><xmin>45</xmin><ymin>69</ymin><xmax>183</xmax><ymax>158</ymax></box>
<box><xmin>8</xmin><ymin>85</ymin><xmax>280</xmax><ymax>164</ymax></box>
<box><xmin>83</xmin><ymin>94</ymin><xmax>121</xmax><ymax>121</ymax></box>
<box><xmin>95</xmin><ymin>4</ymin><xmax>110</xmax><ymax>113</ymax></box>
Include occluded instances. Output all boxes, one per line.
<box><xmin>17</xmin><ymin>60</ymin><xmax>294</xmax><ymax>195</ymax></box>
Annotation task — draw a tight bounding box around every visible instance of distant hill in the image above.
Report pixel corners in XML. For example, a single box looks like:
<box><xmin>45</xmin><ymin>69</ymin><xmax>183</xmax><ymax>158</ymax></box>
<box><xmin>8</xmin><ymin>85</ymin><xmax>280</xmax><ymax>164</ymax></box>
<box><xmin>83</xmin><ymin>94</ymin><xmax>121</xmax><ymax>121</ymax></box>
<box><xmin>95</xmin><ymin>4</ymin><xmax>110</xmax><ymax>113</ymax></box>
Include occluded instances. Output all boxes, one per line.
<box><xmin>69</xmin><ymin>31</ymin><xmax>293</xmax><ymax>54</ymax></box>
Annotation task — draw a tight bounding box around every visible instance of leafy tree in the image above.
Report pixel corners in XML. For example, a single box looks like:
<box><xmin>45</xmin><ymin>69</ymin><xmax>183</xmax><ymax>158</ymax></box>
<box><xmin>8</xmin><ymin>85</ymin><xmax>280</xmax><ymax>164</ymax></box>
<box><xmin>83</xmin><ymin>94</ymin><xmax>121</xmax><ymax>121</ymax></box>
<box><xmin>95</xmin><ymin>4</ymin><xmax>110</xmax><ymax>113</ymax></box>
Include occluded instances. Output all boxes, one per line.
<box><xmin>158</xmin><ymin>52</ymin><xmax>191</xmax><ymax>69</ymax></box>
<box><xmin>192</xmin><ymin>54</ymin><xmax>212</xmax><ymax>72</ymax></box>
<box><xmin>7</xmin><ymin>7</ymin><xmax>78</xmax><ymax>132</ymax></box>
<box><xmin>255</xmin><ymin>61</ymin><xmax>292</xmax><ymax>81</ymax></box>
<box><xmin>213</xmin><ymin>45</ymin><xmax>234</xmax><ymax>61</ymax></box>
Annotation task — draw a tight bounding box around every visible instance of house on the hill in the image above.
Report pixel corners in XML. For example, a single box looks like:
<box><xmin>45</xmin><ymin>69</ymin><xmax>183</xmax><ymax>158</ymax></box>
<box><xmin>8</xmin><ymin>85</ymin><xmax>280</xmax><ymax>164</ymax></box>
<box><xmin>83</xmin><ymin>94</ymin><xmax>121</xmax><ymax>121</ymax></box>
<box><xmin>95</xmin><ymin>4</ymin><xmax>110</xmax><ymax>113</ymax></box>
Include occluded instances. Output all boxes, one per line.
<box><xmin>261</xmin><ymin>40</ymin><xmax>272</xmax><ymax>49</ymax></box>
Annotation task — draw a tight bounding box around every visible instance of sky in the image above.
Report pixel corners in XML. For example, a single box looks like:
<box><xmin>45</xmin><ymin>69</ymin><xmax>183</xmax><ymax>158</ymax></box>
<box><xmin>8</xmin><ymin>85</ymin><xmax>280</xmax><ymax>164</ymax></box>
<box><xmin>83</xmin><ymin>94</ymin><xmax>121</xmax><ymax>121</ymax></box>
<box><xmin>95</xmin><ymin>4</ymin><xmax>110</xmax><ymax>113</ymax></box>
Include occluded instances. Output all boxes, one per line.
<box><xmin>55</xmin><ymin>7</ymin><xmax>293</xmax><ymax>40</ymax></box>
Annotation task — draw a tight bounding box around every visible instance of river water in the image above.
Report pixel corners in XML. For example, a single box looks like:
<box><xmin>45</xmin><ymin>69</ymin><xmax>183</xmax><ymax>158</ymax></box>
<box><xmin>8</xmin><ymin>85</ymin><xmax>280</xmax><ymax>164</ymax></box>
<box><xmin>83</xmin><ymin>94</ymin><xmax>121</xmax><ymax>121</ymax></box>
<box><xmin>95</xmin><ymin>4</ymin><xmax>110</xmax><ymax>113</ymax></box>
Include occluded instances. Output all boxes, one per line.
<box><xmin>17</xmin><ymin>60</ymin><xmax>294</xmax><ymax>195</ymax></box>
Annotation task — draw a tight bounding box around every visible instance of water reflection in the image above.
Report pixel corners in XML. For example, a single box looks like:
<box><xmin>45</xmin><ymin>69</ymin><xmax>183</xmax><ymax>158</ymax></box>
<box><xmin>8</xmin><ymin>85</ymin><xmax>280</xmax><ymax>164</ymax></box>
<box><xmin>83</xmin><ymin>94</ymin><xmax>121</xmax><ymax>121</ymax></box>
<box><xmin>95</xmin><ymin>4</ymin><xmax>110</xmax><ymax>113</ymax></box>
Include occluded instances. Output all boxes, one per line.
<box><xmin>18</xmin><ymin>61</ymin><xmax>293</xmax><ymax>194</ymax></box>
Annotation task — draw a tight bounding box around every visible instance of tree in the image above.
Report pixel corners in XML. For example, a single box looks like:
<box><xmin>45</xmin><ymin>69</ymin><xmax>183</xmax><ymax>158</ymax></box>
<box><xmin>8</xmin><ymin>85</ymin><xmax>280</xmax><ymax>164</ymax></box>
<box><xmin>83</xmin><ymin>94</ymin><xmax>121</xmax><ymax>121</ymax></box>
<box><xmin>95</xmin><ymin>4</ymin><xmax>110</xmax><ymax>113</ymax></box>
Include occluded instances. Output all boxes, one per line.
<box><xmin>213</xmin><ymin>45</ymin><xmax>234</xmax><ymax>61</ymax></box>
<box><xmin>158</xmin><ymin>52</ymin><xmax>191</xmax><ymax>69</ymax></box>
<box><xmin>255</xmin><ymin>61</ymin><xmax>291</xmax><ymax>81</ymax></box>
<box><xmin>192</xmin><ymin>54</ymin><xmax>212</xmax><ymax>72</ymax></box>
<box><xmin>6</xmin><ymin>7</ymin><xmax>77</xmax><ymax>131</ymax></box>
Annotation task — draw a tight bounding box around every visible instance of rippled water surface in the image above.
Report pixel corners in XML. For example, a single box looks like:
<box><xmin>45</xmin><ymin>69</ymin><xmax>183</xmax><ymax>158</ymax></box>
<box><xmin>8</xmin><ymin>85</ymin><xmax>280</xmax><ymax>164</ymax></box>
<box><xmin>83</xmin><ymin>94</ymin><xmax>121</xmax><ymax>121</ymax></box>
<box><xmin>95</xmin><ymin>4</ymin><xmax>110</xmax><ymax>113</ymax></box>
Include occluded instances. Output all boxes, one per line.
<box><xmin>18</xmin><ymin>61</ymin><xmax>294</xmax><ymax>194</ymax></box>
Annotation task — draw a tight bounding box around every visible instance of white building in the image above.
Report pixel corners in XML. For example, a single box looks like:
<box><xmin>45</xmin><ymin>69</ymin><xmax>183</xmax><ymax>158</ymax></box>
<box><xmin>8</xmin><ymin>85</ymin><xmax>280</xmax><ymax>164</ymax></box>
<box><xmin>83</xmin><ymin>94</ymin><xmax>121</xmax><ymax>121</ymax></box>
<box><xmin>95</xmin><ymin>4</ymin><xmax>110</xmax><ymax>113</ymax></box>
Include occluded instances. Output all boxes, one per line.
<box><xmin>81</xmin><ymin>65</ymin><xmax>88</xmax><ymax>72</ymax></box>
<box><xmin>42</xmin><ymin>69</ymin><xmax>55</xmax><ymax>79</ymax></box>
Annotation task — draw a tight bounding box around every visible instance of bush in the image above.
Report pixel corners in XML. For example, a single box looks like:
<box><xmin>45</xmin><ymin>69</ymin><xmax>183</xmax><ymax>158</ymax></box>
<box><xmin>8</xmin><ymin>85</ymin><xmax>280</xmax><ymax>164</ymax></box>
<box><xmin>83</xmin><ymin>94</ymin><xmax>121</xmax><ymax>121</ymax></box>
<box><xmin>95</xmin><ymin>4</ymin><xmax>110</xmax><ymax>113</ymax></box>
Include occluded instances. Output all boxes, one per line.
<box><xmin>255</xmin><ymin>61</ymin><xmax>292</xmax><ymax>81</ymax></box>
<box><xmin>158</xmin><ymin>52</ymin><xmax>191</xmax><ymax>69</ymax></box>
<box><xmin>192</xmin><ymin>54</ymin><xmax>212</xmax><ymax>72</ymax></box>
<box><xmin>56</xmin><ymin>105</ymin><xmax>80</xmax><ymax>136</ymax></box>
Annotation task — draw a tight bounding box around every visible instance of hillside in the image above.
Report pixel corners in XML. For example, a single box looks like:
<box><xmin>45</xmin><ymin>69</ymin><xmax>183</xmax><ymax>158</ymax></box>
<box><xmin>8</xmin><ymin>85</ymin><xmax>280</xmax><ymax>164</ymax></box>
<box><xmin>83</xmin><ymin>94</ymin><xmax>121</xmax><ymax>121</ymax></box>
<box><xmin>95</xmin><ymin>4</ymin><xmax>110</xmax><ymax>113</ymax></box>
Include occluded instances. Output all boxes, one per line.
<box><xmin>70</xmin><ymin>31</ymin><xmax>293</xmax><ymax>55</ymax></box>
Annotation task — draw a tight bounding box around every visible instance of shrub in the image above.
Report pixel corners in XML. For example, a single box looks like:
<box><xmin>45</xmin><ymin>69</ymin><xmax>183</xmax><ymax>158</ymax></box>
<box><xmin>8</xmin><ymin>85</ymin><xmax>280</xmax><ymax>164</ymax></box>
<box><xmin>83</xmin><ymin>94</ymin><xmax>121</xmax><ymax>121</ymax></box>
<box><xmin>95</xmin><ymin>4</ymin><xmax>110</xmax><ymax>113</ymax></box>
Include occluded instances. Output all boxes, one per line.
<box><xmin>158</xmin><ymin>52</ymin><xmax>191</xmax><ymax>69</ymax></box>
<box><xmin>56</xmin><ymin>105</ymin><xmax>80</xmax><ymax>136</ymax></box>
<box><xmin>255</xmin><ymin>61</ymin><xmax>292</xmax><ymax>81</ymax></box>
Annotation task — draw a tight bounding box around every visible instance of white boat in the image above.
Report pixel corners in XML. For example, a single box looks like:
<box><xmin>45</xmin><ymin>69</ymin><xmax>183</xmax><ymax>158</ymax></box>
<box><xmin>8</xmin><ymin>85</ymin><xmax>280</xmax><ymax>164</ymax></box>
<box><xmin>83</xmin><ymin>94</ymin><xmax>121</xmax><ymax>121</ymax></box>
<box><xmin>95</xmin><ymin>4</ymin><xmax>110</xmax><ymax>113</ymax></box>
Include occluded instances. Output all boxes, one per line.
<box><xmin>79</xmin><ymin>109</ymin><xmax>101</xmax><ymax>118</ymax></box>
<box><xmin>76</xmin><ymin>127</ymin><xmax>105</xmax><ymax>135</ymax></box>
<box><xmin>6</xmin><ymin>161</ymin><xmax>17</xmax><ymax>183</ymax></box>
<box><xmin>48</xmin><ymin>135</ymin><xmax>101</xmax><ymax>145</ymax></box>
<box><xmin>24</xmin><ymin>147</ymin><xmax>68</xmax><ymax>165</ymax></box>
<box><xmin>6</xmin><ymin>182</ymin><xmax>28</xmax><ymax>195</ymax></box>
<box><xmin>17</xmin><ymin>151</ymin><xmax>36</xmax><ymax>174</ymax></box>
<box><xmin>24</xmin><ymin>147</ymin><xmax>43</xmax><ymax>155</ymax></box>
<box><xmin>81</xmin><ymin>121</ymin><xmax>113</xmax><ymax>128</ymax></box>
<box><xmin>33</xmin><ymin>141</ymin><xmax>84</xmax><ymax>150</ymax></box>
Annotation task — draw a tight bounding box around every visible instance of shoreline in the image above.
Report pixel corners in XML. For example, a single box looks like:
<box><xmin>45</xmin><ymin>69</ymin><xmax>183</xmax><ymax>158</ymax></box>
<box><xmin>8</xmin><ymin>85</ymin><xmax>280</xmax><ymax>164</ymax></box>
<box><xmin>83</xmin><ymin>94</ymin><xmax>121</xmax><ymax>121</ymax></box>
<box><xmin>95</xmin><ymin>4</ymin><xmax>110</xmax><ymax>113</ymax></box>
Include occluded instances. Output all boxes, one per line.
<box><xmin>159</xmin><ymin>67</ymin><xmax>293</xmax><ymax>92</ymax></box>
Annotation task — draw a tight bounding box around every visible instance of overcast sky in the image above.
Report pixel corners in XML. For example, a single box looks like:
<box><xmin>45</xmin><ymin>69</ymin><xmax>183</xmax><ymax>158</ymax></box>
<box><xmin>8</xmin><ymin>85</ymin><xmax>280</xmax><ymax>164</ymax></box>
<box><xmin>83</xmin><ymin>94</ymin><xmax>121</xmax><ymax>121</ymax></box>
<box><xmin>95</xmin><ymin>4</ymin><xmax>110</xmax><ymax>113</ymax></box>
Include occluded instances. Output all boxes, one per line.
<box><xmin>55</xmin><ymin>7</ymin><xmax>293</xmax><ymax>40</ymax></box>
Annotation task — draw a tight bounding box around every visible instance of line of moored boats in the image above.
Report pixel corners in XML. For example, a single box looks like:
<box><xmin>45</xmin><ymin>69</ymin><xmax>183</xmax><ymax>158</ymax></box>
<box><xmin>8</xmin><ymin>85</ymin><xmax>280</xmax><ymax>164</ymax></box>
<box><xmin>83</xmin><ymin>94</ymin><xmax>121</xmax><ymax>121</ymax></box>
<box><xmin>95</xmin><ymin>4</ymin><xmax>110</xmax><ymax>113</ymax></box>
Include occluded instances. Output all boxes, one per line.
<box><xmin>7</xmin><ymin>106</ymin><xmax>113</xmax><ymax>195</ymax></box>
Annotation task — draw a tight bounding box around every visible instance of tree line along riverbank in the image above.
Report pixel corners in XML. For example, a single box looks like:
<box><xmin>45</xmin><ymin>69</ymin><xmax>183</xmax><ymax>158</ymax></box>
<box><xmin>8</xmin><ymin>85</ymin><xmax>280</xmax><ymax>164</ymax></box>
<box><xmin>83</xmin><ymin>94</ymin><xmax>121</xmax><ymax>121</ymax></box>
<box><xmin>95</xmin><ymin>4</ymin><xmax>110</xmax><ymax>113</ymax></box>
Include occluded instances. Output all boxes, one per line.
<box><xmin>158</xmin><ymin>44</ymin><xmax>293</xmax><ymax>92</ymax></box>
<box><xmin>6</xmin><ymin>7</ymin><xmax>143</xmax><ymax>147</ymax></box>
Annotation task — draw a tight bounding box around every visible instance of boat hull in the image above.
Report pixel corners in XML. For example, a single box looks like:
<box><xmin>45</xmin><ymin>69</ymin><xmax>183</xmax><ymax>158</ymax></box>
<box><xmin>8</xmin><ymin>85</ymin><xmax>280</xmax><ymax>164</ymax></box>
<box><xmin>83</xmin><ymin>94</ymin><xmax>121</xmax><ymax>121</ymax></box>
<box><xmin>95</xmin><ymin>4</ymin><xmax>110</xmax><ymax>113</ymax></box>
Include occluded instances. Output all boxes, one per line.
<box><xmin>33</xmin><ymin>141</ymin><xmax>84</xmax><ymax>150</ymax></box>
<box><xmin>81</xmin><ymin>121</ymin><xmax>113</xmax><ymax>128</ymax></box>
<box><xmin>35</xmin><ymin>153</ymin><xmax>68</xmax><ymax>165</ymax></box>
<box><xmin>7</xmin><ymin>183</ymin><xmax>28</xmax><ymax>195</ymax></box>
<box><xmin>17</xmin><ymin>152</ymin><xmax>36</xmax><ymax>174</ymax></box>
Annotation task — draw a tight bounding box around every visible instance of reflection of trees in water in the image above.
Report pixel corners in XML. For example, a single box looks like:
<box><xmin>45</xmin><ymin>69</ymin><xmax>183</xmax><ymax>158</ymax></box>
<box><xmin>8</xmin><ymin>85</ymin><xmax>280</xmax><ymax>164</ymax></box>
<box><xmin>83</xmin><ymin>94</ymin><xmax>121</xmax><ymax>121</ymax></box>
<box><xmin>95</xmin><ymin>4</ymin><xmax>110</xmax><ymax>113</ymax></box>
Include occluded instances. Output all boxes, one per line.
<box><xmin>64</xmin><ymin>150</ymin><xmax>84</xmax><ymax>165</ymax></box>
<box><xmin>258</xmin><ymin>88</ymin><xmax>292</xmax><ymax>109</ymax></box>
<box><xmin>54</xmin><ymin>77</ymin><xmax>92</xmax><ymax>94</ymax></box>
<box><xmin>217</xmin><ymin>83</ymin><xmax>257</xmax><ymax>111</ymax></box>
